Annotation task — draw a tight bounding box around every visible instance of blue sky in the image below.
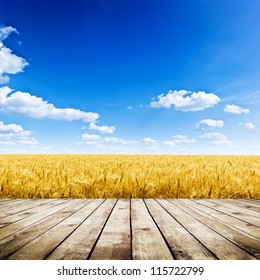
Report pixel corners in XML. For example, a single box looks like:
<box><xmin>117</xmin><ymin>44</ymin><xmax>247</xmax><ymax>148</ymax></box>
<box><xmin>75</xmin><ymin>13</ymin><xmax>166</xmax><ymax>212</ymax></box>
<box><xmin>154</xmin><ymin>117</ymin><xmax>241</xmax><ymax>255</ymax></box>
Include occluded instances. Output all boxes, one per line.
<box><xmin>0</xmin><ymin>0</ymin><xmax>259</xmax><ymax>154</ymax></box>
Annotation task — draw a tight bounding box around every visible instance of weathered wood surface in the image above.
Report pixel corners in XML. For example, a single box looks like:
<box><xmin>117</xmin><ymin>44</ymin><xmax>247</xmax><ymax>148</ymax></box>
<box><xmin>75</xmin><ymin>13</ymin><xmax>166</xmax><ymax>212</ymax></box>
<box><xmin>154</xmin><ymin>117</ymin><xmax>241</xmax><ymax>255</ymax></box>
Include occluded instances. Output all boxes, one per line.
<box><xmin>0</xmin><ymin>199</ymin><xmax>259</xmax><ymax>260</ymax></box>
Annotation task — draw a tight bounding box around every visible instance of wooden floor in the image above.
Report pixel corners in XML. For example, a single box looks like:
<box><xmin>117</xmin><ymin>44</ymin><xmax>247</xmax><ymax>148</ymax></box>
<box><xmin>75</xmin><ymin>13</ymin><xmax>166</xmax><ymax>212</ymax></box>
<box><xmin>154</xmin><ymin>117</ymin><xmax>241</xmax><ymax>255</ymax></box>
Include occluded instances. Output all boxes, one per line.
<box><xmin>0</xmin><ymin>199</ymin><xmax>259</xmax><ymax>260</ymax></box>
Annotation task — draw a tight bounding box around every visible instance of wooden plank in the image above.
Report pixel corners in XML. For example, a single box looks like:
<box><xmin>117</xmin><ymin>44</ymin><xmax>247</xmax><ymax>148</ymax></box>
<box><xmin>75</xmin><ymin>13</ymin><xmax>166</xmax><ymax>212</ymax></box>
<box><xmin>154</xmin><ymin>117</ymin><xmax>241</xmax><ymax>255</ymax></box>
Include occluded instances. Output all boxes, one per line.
<box><xmin>0</xmin><ymin>199</ymin><xmax>75</xmax><ymax>240</ymax></box>
<box><xmin>158</xmin><ymin>199</ymin><xmax>256</xmax><ymax>260</ymax></box>
<box><xmin>172</xmin><ymin>199</ymin><xmax>260</xmax><ymax>259</ymax></box>
<box><xmin>0</xmin><ymin>199</ymin><xmax>23</xmax><ymax>207</ymax></box>
<box><xmin>0</xmin><ymin>199</ymin><xmax>63</xmax><ymax>224</ymax></box>
<box><xmin>8</xmin><ymin>199</ymin><xmax>106</xmax><ymax>260</ymax></box>
<box><xmin>0</xmin><ymin>199</ymin><xmax>38</xmax><ymax>216</ymax></box>
<box><xmin>144</xmin><ymin>199</ymin><xmax>216</xmax><ymax>260</ymax></box>
<box><xmin>197</xmin><ymin>200</ymin><xmax>260</xmax><ymax>227</ymax></box>
<box><xmin>241</xmin><ymin>199</ymin><xmax>260</xmax><ymax>205</ymax></box>
<box><xmin>182</xmin><ymin>199</ymin><xmax>260</xmax><ymax>240</ymax></box>
<box><xmin>0</xmin><ymin>199</ymin><xmax>91</xmax><ymax>259</ymax></box>
<box><xmin>212</xmin><ymin>199</ymin><xmax>260</xmax><ymax>214</ymax></box>
<box><xmin>131</xmin><ymin>199</ymin><xmax>173</xmax><ymax>260</ymax></box>
<box><xmin>0</xmin><ymin>199</ymin><xmax>59</xmax><ymax>219</ymax></box>
<box><xmin>90</xmin><ymin>199</ymin><xmax>131</xmax><ymax>260</ymax></box>
<box><xmin>47</xmin><ymin>199</ymin><xmax>117</xmax><ymax>260</ymax></box>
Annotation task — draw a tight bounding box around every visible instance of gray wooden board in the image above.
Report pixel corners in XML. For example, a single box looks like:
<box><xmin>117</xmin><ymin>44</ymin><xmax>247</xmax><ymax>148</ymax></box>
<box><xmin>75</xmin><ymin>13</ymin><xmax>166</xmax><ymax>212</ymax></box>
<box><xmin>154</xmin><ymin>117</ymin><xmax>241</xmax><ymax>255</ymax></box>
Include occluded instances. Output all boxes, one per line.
<box><xmin>210</xmin><ymin>199</ymin><xmax>260</xmax><ymax>218</ymax></box>
<box><xmin>197</xmin><ymin>200</ymin><xmax>260</xmax><ymax>227</ymax></box>
<box><xmin>131</xmin><ymin>199</ymin><xmax>173</xmax><ymax>260</ymax></box>
<box><xmin>0</xmin><ymin>199</ymin><xmax>91</xmax><ymax>259</ymax></box>
<box><xmin>171</xmin><ymin>199</ymin><xmax>260</xmax><ymax>259</ymax></box>
<box><xmin>47</xmin><ymin>199</ymin><xmax>116</xmax><ymax>260</ymax></box>
<box><xmin>0</xmin><ymin>199</ymin><xmax>63</xmax><ymax>223</ymax></box>
<box><xmin>90</xmin><ymin>199</ymin><xmax>131</xmax><ymax>260</ymax></box>
<box><xmin>0</xmin><ymin>200</ymin><xmax>75</xmax><ymax>241</ymax></box>
<box><xmin>8</xmin><ymin>199</ymin><xmax>105</xmax><ymax>260</ymax></box>
<box><xmin>144</xmin><ymin>199</ymin><xmax>216</xmax><ymax>260</ymax></box>
<box><xmin>182</xmin><ymin>199</ymin><xmax>260</xmax><ymax>240</ymax></box>
<box><xmin>225</xmin><ymin>200</ymin><xmax>260</xmax><ymax>213</ymax></box>
<box><xmin>159</xmin><ymin>199</ymin><xmax>256</xmax><ymax>260</ymax></box>
<box><xmin>0</xmin><ymin>199</ymin><xmax>50</xmax><ymax>218</ymax></box>
<box><xmin>0</xmin><ymin>199</ymin><xmax>258</xmax><ymax>260</ymax></box>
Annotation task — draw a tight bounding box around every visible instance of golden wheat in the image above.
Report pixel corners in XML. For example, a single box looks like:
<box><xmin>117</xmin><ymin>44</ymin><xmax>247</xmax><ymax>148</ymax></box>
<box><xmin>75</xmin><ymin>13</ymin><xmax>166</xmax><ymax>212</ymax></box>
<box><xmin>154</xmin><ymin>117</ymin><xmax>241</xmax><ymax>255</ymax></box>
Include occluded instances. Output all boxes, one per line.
<box><xmin>0</xmin><ymin>154</ymin><xmax>259</xmax><ymax>198</ymax></box>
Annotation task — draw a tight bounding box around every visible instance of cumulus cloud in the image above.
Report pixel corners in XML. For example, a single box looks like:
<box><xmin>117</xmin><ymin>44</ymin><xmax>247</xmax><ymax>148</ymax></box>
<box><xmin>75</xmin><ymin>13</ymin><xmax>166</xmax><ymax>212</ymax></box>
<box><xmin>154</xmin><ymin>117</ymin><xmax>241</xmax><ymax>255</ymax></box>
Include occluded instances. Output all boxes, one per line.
<box><xmin>224</xmin><ymin>105</ymin><xmax>250</xmax><ymax>114</ymax></box>
<box><xmin>0</xmin><ymin>121</ymin><xmax>23</xmax><ymax>133</ymax></box>
<box><xmin>0</xmin><ymin>86</ymin><xmax>99</xmax><ymax>122</ymax></box>
<box><xmin>151</xmin><ymin>90</ymin><xmax>221</xmax><ymax>111</ymax></box>
<box><xmin>196</xmin><ymin>119</ymin><xmax>224</xmax><ymax>129</ymax></box>
<box><xmin>89</xmin><ymin>122</ymin><xmax>115</xmax><ymax>134</ymax></box>
<box><xmin>0</xmin><ymin>121</ymin><xmax>37</xmax><ymax>146</ymax></box>
<box><xmin>0</xmin><ymin>26</ymin><xmax>28</xmax><ymax>84</ymax></box>
<box><xmin>239</xmin><ymin>122</ymin><xmax>255</xmax><ymax>129</ymax></box>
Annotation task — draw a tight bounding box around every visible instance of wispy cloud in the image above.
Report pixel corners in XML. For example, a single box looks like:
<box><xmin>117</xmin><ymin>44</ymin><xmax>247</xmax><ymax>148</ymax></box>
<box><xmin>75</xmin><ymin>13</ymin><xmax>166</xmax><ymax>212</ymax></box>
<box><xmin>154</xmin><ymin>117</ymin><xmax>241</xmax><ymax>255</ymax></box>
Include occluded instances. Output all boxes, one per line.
<box><xmin>200</xmin><ymin>132</ymin><xmax>233</xmax><ymax>145</ymax></box>
<box><xmin>0</xmin><ymin>26</ymin><xmax>18</xmax><ymax>41</ymax></box>
<box><xmin>143</xmin><ymin>137</ymin><xmax>158</xmax><ymax>145</ymax></box>
<box><xmin>200</xmin><ymin>132</ymin><xmax>227</xmax><ymax>140</ymax></box>
<box><xmin>151</xmin><ymin>90</ymin><xmax>221</xmax><ymax>111</ymax></box>
<box><xmin>172</xmin><ymin>135</ymin><xmax>196</xmax><ymax>144</ymax></box>
<box><xmin>196</xmin><ymin>119</ymin><xmax>224</xmax><ymax>129</ymax></box>
<box><xmin>0</xmin><ymin>86</ymin><xmax>99</xmax><ymax>123</ymax></box>
<box><xmin>224</xmin><ymin>104</ymin><xmax>250</xmax><ymax>114</ymax></box>
<box><xmin>104</xmin><ymin>137</ymin><xmax>138</xmax><ymax>145</ymax></box>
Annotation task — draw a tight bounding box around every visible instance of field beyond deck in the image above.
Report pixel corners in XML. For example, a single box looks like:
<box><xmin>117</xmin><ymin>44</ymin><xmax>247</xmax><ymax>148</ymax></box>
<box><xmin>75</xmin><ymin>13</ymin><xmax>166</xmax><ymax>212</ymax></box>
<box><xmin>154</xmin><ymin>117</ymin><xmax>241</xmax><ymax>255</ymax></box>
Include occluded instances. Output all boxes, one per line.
<box><xmin>0</xmin><ymin>199</ymin><xmax>259</xmax><ymax>260</ymax></box>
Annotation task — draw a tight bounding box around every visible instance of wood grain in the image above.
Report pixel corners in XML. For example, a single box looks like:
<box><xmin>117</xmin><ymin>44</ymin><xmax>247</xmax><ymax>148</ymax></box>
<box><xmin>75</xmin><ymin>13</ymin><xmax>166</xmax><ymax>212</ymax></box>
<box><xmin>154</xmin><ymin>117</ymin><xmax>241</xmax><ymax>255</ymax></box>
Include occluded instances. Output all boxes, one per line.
<box><xmin>0</xmin><ymin>199</ymin><xmax>258</xmax><ymax>260</ymax></box>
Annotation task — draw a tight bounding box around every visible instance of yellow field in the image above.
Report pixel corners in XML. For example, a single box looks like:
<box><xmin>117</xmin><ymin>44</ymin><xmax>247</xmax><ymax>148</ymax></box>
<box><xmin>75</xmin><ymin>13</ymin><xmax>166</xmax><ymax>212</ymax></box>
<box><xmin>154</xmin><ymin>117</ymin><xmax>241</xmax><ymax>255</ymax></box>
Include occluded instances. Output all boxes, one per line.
<box><xmin>0</xmin><ymin>154</ymin><xmax>259</xmax><ymax>199</ymax></box>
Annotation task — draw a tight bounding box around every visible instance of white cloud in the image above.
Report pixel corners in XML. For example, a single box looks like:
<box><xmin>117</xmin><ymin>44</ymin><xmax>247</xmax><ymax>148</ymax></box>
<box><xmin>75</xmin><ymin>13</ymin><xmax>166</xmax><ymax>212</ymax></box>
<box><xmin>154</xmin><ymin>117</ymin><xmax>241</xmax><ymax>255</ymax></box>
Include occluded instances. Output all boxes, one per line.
<box><xmin>0</xmin><ymin>121</ymin><xmax>23</xmax><ymax>133</ymax></box>
<box><xmin>0</xmin><ymin>86</ymin><xmax>99</xmax><ymax>122</ymax></box>
<box><xmin>104</xmin><ymin>137</ymin><xmax>138</xmax><ymax>145</ymax></box>
<box><xmin>89</xmin><ymin>122</ymin><xmax>115</xmax><ymax>134</ymax></box>
<box><xmin>151</xmin><ymin>90</ymin><xmax>221</xmax><ymax>111</ymax></box>
<box><xmin>163</xmin><ymin>141</ymin><xmax>176</xmax><ymax>148</ymax></box>
<box><xmin>0</xmin><ymin>121</ymin><xmax>37</xmax><ymax>146</ymax></box>
<box><xmin>81</xmin><ymin>134</ymin><xmax>101</xmax><ymax>141</ymax></box>
<box><xmin>239</xmin><ymin>122</ymin><xmax>255</xmax><ymax>129</ymax></box>
<box><xmin>0</xmin><ymin>26</ymin><xmax>18</xmax><ymax>41</ymax></box>
<box><xmin>0</xmin><ymin>26</ymin><xmax>28</xmax><ymax>84</ymax></box>
<box><xmin>200</xmin><ymin>132</ymin><xmax>233</xmax><ymax>145</ymax></box>
<box><xmin>126</xmin><ymin>106</ymin><xmax>133</xmax><ymax>110</ymax></box>
<box><xmin>200</xmin><ymin>132</ymin><xmax>227</xmax><ymax>140</ymax></box>
<box><xmin>143</xmin><ymin>137</ymin><xmax>158</xmax><ymax>145</ymax></box>
<box><xmin>211</xmin><ymin>140</ymin><xmax>233</xmax><ymax>145</ymax></box>
<box><xmin>224</xmin><ymin>105</ymin><xmax>250</xmax><ymax>114</ymax></box>
<box><xmin>196</xmin><ymin>119</ymin><xmax>224</xmax><ymax>129</ymax></box>
<box><xmin>172</xmin><ymin>135</ymin><xmax>196</xmax><ymax>144</ymax></box>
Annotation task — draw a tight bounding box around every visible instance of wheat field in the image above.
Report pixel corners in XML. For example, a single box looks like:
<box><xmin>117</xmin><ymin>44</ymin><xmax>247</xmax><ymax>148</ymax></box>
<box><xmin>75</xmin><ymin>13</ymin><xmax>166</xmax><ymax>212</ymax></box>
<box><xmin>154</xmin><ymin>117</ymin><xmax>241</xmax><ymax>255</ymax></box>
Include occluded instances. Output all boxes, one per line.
<box><xmin>0</xmin><ymin>154</ymin><xmax>259</xmax><ymax>199</ymax></box>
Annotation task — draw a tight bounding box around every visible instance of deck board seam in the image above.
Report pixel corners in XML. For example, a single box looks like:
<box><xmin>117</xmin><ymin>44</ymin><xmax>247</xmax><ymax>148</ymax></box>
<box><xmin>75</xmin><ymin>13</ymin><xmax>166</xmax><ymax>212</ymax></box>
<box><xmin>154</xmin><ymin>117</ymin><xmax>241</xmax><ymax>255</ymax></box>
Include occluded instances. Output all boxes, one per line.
<box><xmin>194</xmin><ymin>200</ymin><xmax>260</xmax><ymax>228</ymax></box>
<box><xmin>167</xmin><ymin>200</ymin><xmax>258</xmax><ymax>259</ymax></box>
<box><xmin>86</xmin><ymin>199</ymin><xmax>118</xmax><ymax>260</ymax></box>
<box><xmin>4</xmin><ymin>200</ymin><xmax>90</xmax><ymax>259</ymax></box>
<box><xmin>181</xmin><ymin>200</ymin><xmax>260</xmax><ymax>241</ymax></box>
<box><xmin>158</xmin><ymin>199</ymin><xmax>219</xmax><ymax>260</ymax></box>
<box><xmin>143</xmin><ymin>199</ymin><xmax>176</xmax><ymax>260</ymax></box>
<box><xmin>44</xmin><ymin>199</ymin><xmax>107</xmax><ymax>260</ymax></box>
